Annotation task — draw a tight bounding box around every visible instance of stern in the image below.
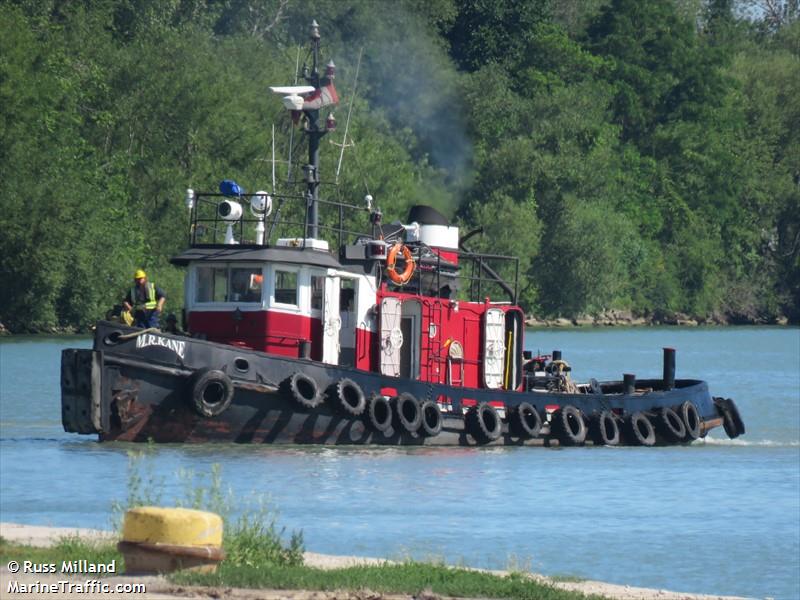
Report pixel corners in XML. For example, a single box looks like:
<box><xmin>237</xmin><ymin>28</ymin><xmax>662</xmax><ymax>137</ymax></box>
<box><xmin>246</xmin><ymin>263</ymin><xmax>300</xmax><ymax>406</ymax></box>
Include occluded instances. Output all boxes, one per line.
<box><xmin>61</xmin><ymin>349</ymin><xmax>104</xmax><ymax>434</ymax></box>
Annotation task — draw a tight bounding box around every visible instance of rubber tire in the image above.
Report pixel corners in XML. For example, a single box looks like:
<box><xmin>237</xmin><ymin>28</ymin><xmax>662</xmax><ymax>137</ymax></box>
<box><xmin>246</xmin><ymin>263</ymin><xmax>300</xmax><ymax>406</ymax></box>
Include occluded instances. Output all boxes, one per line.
<box><xmin>716</xmin><ymin>397</ymin><xmax>745</xmax><ymax>439</ymax></box>
<box><xmin>286</xmin><ymin>372</ymin><xmax>322</xmax><ymax>410</ymax></box>
<box><xmin>680</xmin><ymin>401</ymin><xmax>702</xmax><ymax>441</ymax></box>
<box><xmin>367</xmin><ymin>394</ymin><xmax>392</xmax><ymax>433</ymax></box>
<box><xmin>467</xmin><ymin>403</ymin><xmax>502</xmax><ymax>442</ymax></box>
<box><xmin>330</xmin><ymin>378</ymin><xmax>366</xmax><ymax>416</ymax></box>
<box><xmin>725</xmin><ymin>397</ymin><xmax>745</xmax><ymax>438</ymax></box>
<box><xmin>420</xmin><ymin>400</ymin><xmax>443</xmax><ymax>437</ymax></box>
<box><xmin>189</xmin><ymin>368</ymin><xmax>234</xmax><ymax>418</ymax></box>
<box><xmin>656</xmin><ymin>406</ymin><xmax>686</xmax><ymax>442</ymax></box>
<box><xmin>553</xmin><ymin>405</ymin><xmax>587</xmax><ymax>446</ymax></box>
<box><xmin>392</xmin><ymin>393</ymin><xmax>422</xmax><ymax>433</ymax></box>
<box><xmin>590</xmin><ymin>410</ymin><xmax>620</xmax><ymax>446</ymax></box>
<box><xmin>626</xmin><ymin>412</ymin><xmax>656</xmax><ymax>446</ymax></box>
<box><xmin>509</xmin><ymin>402</ymin><xmax>542</xmax><ymax>438</ymax></box>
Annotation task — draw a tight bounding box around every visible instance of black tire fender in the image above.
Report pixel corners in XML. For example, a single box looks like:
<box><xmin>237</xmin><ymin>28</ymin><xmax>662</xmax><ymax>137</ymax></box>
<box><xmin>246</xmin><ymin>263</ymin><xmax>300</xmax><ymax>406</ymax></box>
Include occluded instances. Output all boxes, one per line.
<box><xmin>367</xmin><ymin>394</ymin><xmax>392</xmax><ymax>433</ymax></box>
<box><xmin>467</xmin><ymin>403</ymin><xmax>502</xmax><ymax>442</ymax></box>
<box><xmin>509</xmin><ymin>402</ymin><xmax>542</xmax><ymax>438</ymax></box>
<box><xmin>626</xmin><ymin>411</ymin><xmax>656</xmax><ymax>446</ymax></box>
<box><xmin>726</xmin><ymin>398</ymin><xmax>745</xmax><ymax>437</ymax></box>
<box><xmin>330</xmin><ymin>378</ymin><xmax>366</xmax><ymax>416</ymax></box>
<box><xmin>420</xmin><ymin>400</ymin><xmax>443</xmax><ymax>437</ymax></box>
<box><xmin>392</xmin><ymin>393</ymin><xmax>422</xmax><ymax>433</ymax></box>
<box><xmin>715</xmin><ymin>397</ymin><xmax>745</xmax><ymax>439</ymax></box>
<box><xmin>553</xmin><ymin>405</ymin><xmax>587</xmax><ymax>446</ymax></box>
<box><xmin>656</xmin><ymin>406</ymin><xmax>686</xmax><ymax>442</ymax></box>
<box><xmin>285</xmin><ymin>372</ymin><xmax>322</xmax><ymax>410</ymax></box>
<box><xmin>590</xmin><ymin>410</ymin><xmax>620</xmax><ymax>446</ymax></box>
<box><xmin>680</xmin><ymin>401</ymin><xmax>702</xmax><ymax>441</ymax></box>
<box><xmin>189</xmin><ymin>368</ymin><xmax>234</xmax><ymax>418</ymax></box>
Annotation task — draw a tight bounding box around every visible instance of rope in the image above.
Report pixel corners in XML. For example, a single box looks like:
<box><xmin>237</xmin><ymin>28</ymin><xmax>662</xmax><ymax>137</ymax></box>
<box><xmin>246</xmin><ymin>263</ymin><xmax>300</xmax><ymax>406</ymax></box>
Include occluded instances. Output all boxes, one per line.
<box><xmin>117</xmin><ymin>327</ymin><xmax>161</xmax><ymax>341</ymax></box>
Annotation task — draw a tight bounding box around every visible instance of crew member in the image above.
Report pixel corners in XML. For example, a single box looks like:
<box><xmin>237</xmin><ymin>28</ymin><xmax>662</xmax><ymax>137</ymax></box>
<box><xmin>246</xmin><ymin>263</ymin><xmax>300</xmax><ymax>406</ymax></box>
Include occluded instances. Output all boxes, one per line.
<box><xmin>124</xmin><ymin>269</ymin><xmax>166</xmax><ymax>329</ymax></box>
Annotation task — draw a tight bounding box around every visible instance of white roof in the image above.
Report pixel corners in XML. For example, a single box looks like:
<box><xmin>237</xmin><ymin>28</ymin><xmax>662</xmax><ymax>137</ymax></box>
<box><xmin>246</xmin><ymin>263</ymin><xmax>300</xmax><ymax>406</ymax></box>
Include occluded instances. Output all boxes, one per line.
<box><xmin>269</xmin><ymin>85</ymin><xmax>315</xmax><ymax>95</ymax></box>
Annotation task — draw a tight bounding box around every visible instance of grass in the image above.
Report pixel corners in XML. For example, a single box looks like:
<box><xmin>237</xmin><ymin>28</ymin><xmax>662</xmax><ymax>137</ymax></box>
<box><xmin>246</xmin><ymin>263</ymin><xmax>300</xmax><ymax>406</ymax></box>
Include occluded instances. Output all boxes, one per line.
<box><xmin>0</xmin><ymin>537</ymin><xmax>600</xmax><ymax>600</ymax></box>
<box><xmin>0</xmin><ymin>536</ymin><xmax>122</xmax><ymax>572</ymax></box>
<box><xmin>171</xmin><ymin>561</ymin><xmax>604</xmax><ymax>600</ymax></box>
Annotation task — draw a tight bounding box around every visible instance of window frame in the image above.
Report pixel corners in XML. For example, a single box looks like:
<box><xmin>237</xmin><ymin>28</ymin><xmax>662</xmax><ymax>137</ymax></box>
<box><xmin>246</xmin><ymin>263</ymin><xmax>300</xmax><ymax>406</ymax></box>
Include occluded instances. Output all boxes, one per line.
<box><xmin>269</xmin><ymin>264</ymin><xmax>303</xmax><ymax>312</ymax></box>
<box><xmin>190</xmin><ymin>263</ymin><xmax>265</xmax><ymax>309</ymax></box>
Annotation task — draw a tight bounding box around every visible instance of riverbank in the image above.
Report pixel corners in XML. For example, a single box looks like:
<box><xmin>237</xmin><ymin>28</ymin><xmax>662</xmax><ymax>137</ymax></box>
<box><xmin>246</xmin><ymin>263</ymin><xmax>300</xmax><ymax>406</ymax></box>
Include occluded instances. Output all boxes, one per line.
<box><xmin>0</xmin><ymin>523</ymin><xmax>747</xmax><ymax>600</ymax></box>
<box><xmin>525</xmin><ymin>309</ymin><xmax>792</xmax><ymax>328</ymax></box>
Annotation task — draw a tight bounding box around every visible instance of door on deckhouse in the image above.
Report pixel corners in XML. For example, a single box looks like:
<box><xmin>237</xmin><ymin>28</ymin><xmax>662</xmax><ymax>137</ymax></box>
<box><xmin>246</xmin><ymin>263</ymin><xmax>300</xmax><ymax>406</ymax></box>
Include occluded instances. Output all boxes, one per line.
<box><xmin>399</xmin><ymin>300</ymin><xmax>421</xmax><ymax>380</ymax></box>
<box><xmin>314</xmin><ymin>272</ymin><xmax>362</xmax><ymax>368</ymax></box>
<box><xmin>379</xmin><ymin>296</ymin><xmax>421</xmax><ymax>380</ymax></box>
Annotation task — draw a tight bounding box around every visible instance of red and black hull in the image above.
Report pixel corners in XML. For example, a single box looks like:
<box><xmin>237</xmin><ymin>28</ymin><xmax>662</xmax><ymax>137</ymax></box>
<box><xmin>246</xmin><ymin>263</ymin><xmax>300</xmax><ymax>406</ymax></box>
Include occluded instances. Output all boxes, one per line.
<box><xmin>61</xmin><ymin>321</ymin><xmax>735</xmax><ymax>445</ymax></box>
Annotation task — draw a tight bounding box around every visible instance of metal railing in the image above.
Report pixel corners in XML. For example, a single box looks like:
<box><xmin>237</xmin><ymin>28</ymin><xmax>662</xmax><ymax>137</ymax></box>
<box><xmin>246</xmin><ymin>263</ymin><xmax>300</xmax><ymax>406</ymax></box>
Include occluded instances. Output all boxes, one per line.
<box><xmin>188</xmin><ymin>192</ymin><xmax>520</xmax><ymax>304</ymax></box>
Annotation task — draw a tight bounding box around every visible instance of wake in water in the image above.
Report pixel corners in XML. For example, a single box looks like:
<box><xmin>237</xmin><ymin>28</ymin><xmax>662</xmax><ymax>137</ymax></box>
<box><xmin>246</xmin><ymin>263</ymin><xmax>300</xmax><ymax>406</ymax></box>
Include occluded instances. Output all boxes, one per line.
<box><xmin>696</xmin><ymin>434</ymin><xmax>799</xmax><ymax>447</ymax></box>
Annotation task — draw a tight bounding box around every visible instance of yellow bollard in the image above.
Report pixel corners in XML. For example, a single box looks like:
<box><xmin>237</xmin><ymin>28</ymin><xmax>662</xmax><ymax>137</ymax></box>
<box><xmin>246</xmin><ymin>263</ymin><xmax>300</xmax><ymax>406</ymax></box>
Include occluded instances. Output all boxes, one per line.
<box><xmin>118</xmin><ymin>507</ymin><xmax>225</xmax><ymax>574</ymax></box>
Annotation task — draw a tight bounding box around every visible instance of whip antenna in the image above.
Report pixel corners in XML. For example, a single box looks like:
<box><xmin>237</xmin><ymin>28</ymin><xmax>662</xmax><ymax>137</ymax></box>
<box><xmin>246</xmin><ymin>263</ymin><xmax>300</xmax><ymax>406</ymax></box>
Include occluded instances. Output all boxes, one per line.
<box><xmin>335</xmin><ymin>47</ymin><xmax>363</xmax><ymax>184</ymax></box>
<box><xmin>271</xmin><ymin>123</ymin><xmax>276</xmax><ymax>193</ymax></box>
<box><xmin>286</xmin><ymin>45</ymin><xmax>302</xmax><ymax>182</ymax></box>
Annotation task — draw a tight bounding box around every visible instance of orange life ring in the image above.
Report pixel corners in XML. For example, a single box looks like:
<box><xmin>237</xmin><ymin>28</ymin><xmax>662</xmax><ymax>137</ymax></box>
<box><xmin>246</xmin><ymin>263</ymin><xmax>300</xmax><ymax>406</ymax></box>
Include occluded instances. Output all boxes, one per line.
<box><xmin>386</xmin><ymin>243</ymin><xmax>415</xmax><ymax>285</ymax></box>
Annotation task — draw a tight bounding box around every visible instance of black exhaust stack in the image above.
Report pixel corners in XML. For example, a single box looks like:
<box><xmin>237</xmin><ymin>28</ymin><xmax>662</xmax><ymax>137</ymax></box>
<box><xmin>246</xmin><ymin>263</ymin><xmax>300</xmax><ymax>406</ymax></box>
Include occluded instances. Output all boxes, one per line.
<box><xmin>663</xmin><ymin>347</ymin><xmax>676</xmax><ymax>390</ymax></box>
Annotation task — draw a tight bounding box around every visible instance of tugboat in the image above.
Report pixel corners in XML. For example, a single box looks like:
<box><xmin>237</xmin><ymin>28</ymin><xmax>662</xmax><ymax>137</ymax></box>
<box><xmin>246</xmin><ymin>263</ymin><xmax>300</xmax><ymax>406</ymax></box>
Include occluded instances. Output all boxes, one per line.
<box><xmin>61</xmin><ymin>21</ymin><xmax>745</xmax><ymax>446</ymax></box>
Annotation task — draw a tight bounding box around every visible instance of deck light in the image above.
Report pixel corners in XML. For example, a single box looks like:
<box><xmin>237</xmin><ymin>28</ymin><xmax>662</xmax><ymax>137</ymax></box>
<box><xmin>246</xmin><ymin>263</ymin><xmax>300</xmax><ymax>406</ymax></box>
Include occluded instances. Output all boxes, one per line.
<box><xmin>250</xmin><ymin>191</ymin><xmax>272</xmax><ymax>217</ymax></box>
<box><xmin>310</xmin><ymin>20</ymin><xmax>320</xmax><ymax>40</ymax></box>
<box><xmin>218</xmin><ymin>200</ymin><xmax>243</xmax><ymax>222</ymax></box>
<box><xmin>185</xmin><ymin>188</ymin><xmax>195</xmax><ymax>210</ymax></box>
<box><xmin>251</xmin><ymin>191</ymin><xmax>271</xmax><ymax>246</ymax></box>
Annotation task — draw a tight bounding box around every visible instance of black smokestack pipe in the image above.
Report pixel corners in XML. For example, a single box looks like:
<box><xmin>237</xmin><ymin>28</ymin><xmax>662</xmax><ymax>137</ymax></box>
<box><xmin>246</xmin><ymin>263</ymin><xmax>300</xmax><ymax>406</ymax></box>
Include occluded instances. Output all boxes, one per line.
<box><xmin>663</xmin><ymin>347</ymin><xmax>675</xmax><ymax>390</ymax></box>
<box><xmin>552</xmin><ymin>350</ymin><xmax>562</xmax><ymax>361</ymax></box>
<box><xmin>624</xmin><ymin>373</ymin><xmax>636</xmax><ymax>395</ymax></box>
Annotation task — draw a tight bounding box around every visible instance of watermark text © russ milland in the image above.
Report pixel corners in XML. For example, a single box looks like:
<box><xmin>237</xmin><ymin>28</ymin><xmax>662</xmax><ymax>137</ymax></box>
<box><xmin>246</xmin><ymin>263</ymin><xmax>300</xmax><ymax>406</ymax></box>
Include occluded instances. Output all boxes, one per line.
<box><xmin>8</xmin><ymin>559</ymin><xmax>117</xmax><ymax>574</ymax></box>
<box><xmin>6</xmin><ymin>560</ymin><xmax>146</xmax><ymax>595</ymax></box>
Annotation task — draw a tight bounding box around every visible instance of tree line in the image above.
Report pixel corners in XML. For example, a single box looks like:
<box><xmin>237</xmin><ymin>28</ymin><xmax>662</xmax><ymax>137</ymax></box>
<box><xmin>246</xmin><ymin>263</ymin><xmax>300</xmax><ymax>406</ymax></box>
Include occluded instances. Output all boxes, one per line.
<box><xmin>0</xmin><ymin>0</ymin><xmax>797</xmax><ymax>332</ymax></box>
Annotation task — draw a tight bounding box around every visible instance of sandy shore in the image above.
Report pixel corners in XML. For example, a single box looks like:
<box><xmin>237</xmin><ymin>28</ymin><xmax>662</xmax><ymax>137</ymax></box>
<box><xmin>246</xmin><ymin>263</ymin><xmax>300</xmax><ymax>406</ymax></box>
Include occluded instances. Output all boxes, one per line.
<box><xmin>0</xmin><ymin>522</ymin><xmax>747</xmax><ymax>600</ymax></box>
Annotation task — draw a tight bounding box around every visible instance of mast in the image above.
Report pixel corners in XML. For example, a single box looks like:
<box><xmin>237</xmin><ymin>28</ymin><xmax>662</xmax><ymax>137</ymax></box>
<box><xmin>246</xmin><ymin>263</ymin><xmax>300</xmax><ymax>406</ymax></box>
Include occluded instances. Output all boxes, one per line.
<box><xmin>268</xmin><ymin>20</ymin><xmax>338</xmax><ymax>243</ymax></box>
<box><xmin>303</xmin><ymin>19</ymin><xmax>332</xmax><ymax>240</ymax></box>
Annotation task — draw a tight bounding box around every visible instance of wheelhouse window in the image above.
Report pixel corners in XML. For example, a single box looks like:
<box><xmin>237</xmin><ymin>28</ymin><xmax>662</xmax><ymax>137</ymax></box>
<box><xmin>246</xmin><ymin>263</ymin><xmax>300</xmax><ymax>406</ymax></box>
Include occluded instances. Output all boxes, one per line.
<box><xmin>274</xmin><ymin>270</ymin><xmax>298</xmax><ymax>306</ymax></box>
<box><xmin>310</xmin><ymin>275</ymin><xmax>323</xmax><ymax>311</ymax></box>
<box><xmin>230</xmin><ymin>268</ymin><xmax>262</xmax><ymax>302</ymax></box>
<box><xmin>195</xmin><ymin>266</ymin><xmax>262</xmax><ymax>303</ymax></box>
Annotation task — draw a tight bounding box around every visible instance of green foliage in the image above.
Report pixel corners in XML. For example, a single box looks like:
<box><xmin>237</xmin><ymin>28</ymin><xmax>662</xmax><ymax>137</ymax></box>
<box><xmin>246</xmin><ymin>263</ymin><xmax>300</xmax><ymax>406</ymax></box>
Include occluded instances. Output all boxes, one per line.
<box><xmin>110</xmin><ymin>449</ymin><xmax>304</xmax><ymax>567</ymax></box>
<box><xmin>0</xmin><ymin>0</ymin><xmax>797</xmax><ymax>328</ymax></box>
<box><xmin>0</xmin><ymin>537</ymin><xmax>122</xmax><ymax>573</ymax></box>
<box><xmin>224</xmin><ymin>513</ymin><xmax>304</xmax><ymax>568</ymax></box>
<box><xmin>173</xmin><ymin>560</ymin><xmax>604</xmax><ymax>600</ymax></box>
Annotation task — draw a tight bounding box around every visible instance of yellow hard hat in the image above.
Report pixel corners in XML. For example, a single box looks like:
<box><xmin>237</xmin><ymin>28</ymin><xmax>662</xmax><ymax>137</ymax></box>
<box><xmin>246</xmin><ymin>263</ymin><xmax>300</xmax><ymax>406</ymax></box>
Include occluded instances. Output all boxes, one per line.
<box><xmin>134</xmin><ymin>269</ymin><xmax>147</xmax><ymax>279</ymax></box>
